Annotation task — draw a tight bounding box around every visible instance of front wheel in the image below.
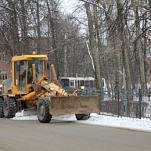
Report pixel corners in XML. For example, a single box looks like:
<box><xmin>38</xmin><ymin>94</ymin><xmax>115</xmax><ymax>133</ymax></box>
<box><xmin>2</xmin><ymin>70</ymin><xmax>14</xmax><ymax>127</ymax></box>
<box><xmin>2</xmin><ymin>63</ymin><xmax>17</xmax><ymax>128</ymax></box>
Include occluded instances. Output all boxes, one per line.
<box><xmin>0</xmin><ymin>97</ymin><xmax>4</xmax><ymax>118</ymax></box>
<box><xmin>3</xmin><ymin>97</ymin><xmax>17</xmax><ymax>118</ymax></box>
<box><xmin>75</xmin><ymin>113</ymin><xmax>90</xmax><ymax>120</ymax></box>
<box><xmin>37</xmin><ymin>98</ymin><xmax>52</xmax><ymax>123</ymax></box>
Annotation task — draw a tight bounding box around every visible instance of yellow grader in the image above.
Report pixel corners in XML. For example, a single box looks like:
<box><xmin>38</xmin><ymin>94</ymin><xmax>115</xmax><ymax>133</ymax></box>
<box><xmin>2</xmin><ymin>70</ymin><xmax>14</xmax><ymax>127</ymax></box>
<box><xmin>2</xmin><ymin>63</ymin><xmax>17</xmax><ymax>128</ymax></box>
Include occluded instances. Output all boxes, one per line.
<box><xmin>0</xmin><ymin>52</ymin><xmax>99</xmax><ymax>123</ymax></box>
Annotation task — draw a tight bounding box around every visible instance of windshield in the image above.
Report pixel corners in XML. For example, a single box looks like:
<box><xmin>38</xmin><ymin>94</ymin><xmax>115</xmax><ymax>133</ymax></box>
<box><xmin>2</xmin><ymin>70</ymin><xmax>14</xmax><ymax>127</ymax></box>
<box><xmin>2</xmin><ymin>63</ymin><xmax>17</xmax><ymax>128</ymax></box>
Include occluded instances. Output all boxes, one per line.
<box><xmin>28</xmin><ymin>59</ymin><xmax>43</xmax><ymax>80</ymax></box>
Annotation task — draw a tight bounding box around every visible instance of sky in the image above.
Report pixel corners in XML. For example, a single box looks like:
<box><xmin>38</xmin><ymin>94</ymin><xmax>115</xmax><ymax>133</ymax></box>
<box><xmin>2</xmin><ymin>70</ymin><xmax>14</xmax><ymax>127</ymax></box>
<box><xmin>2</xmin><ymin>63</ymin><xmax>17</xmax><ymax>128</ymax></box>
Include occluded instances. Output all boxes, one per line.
<box><xmin>12</xmin><ymin>111</ymin><xmax>151</xmax><ymax>133</ymax></box>
<box><xmin>61</xmin><ymin>0</ymin><xmax>79</xmax><ymax>14</ymax></box>
<box><xmin>60</xmin><ymin>0</ymin><xmax>87</xmax><ymax>34</ymax></box>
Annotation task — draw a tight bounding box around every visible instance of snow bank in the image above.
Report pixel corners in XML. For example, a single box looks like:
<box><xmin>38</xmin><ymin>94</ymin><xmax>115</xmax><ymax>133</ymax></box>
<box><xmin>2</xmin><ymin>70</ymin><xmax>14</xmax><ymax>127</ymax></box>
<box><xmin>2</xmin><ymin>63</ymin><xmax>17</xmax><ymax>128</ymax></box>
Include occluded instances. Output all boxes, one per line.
<box><xmin>12</xmin><ymin>111</ymin><xmax>151</xmax><ymax>132</ymax></box>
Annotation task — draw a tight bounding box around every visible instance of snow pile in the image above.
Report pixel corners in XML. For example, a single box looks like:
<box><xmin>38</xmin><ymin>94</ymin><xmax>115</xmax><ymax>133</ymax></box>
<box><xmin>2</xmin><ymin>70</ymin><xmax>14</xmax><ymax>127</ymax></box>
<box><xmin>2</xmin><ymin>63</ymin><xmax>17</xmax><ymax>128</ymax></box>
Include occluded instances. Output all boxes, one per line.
<box><xmin>78</xmin><ymin>114</ymin><xmax>151</xmax><ymax>132</ymax></box>
<box><xmin>12</xmin><ymin>112</ymin><xmax>151</xmax><ymax>132</ymax></box>
<box><xmin>12</xmin><ymin>110</ymin><xmax>38</xmax><ymax>120</ymax></box>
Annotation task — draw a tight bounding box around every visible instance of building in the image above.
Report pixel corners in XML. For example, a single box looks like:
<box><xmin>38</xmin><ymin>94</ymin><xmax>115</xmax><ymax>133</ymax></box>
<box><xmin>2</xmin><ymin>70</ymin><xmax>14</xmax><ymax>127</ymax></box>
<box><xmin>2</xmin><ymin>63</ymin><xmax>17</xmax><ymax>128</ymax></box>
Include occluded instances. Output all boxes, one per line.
<box><xmin>0</xmin><ymin>54</ymin><xmax>11</xmax><ymax>88</ymax></box>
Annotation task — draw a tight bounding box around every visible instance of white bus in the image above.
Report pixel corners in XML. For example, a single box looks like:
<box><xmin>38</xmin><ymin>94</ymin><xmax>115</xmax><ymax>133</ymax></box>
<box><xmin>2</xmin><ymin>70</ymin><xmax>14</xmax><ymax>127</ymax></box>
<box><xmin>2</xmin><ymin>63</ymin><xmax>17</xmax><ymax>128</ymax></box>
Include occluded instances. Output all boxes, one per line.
<box><xmin>59</xmin><ymin>77</ymin><xmax>95</xmax><ymax>90</ymax></box>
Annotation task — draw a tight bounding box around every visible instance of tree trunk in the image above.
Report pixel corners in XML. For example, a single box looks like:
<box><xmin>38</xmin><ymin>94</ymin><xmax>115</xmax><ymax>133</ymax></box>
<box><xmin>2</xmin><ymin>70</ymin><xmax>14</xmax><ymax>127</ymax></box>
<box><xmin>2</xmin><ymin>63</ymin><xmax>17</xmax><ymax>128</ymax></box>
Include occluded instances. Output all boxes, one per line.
<box><xmin>64</xmin><ymin>32</ymin><xmax>68</xmax><ymax>77</ymax></box>
<box><xmin>85</xmin><ymin>2</ymin><xmax>102</xmax><ymax>90</ymax></box>
<box><xmin>46</xmin><ymin>0</ymin><xmax>60</xmax><ymax>77</ymax></box>
<box><xmin>149</xmin><ymin>0</ymin><xmax>151</xmax><ymax>17</ymax></box>
<box><xmin>36</xmin><ymin>0</ymin><xmax>41</xmax><ymax>53</ymax></box>
<box><xmin>132</xmin><ymin>0</ymin><xmax>146</xmax><ymax>94</ymax></box>
<box><xmin>118</xmin><ymin>0</ymin><xmax>132</xmax><ymax>91</ymax></box>
<box><xmin>7</xmin><ymin>0</ymin><xmax>20</xmax><ymax>55</ymax></box>
<box><xmin>19</xmin><ymin>0</ymin><xmax>29</xmax><ymax>53</ymax></box>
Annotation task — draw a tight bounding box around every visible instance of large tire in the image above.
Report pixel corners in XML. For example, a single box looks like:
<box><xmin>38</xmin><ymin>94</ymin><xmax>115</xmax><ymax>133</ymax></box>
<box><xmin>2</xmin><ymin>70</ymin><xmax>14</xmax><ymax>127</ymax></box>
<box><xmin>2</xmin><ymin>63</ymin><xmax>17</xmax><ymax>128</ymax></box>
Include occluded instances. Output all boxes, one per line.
<box><xmin>37</xmin><ymin>98</ymin><xmax>52</xmax><ymax>123</ymax></box>
<box><xmin>75</xmin><ymin>113</ymin><xmax>90</xmax><ymax>120</ymax></box>
<box><xmin>3</xmin><ymin>97</ymin><xmax>17</xmax><ymax>118</ymax></box>
<box><xmin>0</xmin><ymin>97</ymin><xmax>4</xmax><ymax>118</ymax></box>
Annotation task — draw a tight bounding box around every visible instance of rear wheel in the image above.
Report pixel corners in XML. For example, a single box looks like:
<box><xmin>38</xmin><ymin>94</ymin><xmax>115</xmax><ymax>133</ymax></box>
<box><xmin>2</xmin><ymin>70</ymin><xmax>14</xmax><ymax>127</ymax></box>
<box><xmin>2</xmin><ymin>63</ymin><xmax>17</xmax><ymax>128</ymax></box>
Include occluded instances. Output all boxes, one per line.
<box><xmin>0</xmin><ymin>97</ymin><xmax>4</xmax><ymax>118</ymax></box>
<box><xmin>3</xmin><ymin>97</ymin><xmax>17</xmax><ymax>118</ymax></box>
<box><xmin>37</xmin><ymin>98</ymin><xmax>52</xmax><ymax>123</ymax></box>
<box><xmin>75</xmin><ymin>113</ymin><xmax>90</xmax><ymax>120</ymax></box>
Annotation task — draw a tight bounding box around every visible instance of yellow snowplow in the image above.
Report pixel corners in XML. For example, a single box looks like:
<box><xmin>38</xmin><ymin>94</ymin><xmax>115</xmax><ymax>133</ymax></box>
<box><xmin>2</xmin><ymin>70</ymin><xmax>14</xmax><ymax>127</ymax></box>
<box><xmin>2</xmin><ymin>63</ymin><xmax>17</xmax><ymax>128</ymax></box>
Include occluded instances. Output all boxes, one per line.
<box><xmin>0</xmin><ymin>52</ymin><xmax>99</xmax><ymax>123</ymax></box>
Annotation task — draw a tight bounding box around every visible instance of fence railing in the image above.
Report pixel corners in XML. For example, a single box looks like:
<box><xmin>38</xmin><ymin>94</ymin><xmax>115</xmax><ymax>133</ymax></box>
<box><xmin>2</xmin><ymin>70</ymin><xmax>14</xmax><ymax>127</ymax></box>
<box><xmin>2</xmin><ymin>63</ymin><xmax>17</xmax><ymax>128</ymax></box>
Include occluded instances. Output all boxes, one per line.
<box><xmin>65</xmin><ymin>87</ymin><xmax>151</xmax><ymax>119</ymax></box>
<box><xmin>86</xmin><ymin>88</ymin><xmax>151</xmax><ymax>119</ymax></box>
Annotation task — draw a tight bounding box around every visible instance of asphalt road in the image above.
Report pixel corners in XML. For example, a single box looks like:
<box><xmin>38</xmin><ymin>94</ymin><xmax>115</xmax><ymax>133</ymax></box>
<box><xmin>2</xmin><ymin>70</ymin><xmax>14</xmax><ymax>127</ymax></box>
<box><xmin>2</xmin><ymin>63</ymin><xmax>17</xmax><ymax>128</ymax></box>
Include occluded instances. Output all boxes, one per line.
<box><xmin>0</xmin><ymin>118</ymin><xmax>151</xmax><ymax>151</ymax></box>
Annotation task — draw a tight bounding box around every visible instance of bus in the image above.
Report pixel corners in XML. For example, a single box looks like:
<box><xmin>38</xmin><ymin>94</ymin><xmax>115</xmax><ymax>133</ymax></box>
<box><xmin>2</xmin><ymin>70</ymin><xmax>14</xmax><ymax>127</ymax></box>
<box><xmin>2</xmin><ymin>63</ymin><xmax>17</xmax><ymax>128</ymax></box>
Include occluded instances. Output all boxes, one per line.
<box><xmin>59</xmin><ymin>77</ymin><xmax>95</xmax><ymax>92</ymax></box>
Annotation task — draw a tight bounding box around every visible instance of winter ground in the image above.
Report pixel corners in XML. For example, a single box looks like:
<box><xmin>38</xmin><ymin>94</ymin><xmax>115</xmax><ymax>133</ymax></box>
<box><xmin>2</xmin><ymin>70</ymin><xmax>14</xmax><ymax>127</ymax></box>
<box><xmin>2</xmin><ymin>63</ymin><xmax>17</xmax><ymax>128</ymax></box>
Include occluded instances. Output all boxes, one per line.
<box><xmin>12</xmin><ymin>111</ymin><xmax>151</xmax><ymax>133</ymax></box>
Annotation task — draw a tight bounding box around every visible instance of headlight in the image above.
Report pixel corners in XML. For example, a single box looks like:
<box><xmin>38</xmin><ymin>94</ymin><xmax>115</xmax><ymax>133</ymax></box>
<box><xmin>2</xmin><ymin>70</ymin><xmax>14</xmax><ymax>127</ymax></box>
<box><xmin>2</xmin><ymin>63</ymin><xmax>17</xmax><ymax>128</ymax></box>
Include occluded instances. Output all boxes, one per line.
<box><xmin>50</xmin><ymin>87</ymin><xmax>54</xmax><ymax>91</ymax></box>
<box><xmin>80</xmin><ymin>86</ymin><xmax>85</xmax><ymax>90</ymax></box>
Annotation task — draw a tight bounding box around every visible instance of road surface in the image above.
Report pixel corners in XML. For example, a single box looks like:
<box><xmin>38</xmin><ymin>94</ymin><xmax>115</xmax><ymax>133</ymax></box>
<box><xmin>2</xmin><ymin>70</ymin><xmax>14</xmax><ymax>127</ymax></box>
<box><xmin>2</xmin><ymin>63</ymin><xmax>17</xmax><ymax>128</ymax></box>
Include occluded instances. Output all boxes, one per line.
<box><xmin>0</xmin><ymin>118</ymin><xmax>151</xmax><ymax>151</ymax></box>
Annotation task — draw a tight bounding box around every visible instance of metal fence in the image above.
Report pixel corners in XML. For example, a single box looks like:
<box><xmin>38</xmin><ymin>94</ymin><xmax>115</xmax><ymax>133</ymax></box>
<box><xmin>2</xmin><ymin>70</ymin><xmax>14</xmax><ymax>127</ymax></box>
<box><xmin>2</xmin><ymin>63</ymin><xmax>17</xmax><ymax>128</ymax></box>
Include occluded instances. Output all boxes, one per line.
<box><xmin>87</xmin><ymin>88</ymin><xmax>151</xmax><ymax>119</ymax></box>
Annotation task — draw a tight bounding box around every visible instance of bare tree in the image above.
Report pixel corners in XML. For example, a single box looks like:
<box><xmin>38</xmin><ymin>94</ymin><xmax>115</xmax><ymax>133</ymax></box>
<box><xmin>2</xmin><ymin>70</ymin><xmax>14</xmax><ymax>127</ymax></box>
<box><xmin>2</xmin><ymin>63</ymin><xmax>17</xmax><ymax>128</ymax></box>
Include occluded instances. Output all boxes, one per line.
<box><xmin>84</xmin><ymin>1</ymin><xmax>102</xmax><ymax>90</ymax></box>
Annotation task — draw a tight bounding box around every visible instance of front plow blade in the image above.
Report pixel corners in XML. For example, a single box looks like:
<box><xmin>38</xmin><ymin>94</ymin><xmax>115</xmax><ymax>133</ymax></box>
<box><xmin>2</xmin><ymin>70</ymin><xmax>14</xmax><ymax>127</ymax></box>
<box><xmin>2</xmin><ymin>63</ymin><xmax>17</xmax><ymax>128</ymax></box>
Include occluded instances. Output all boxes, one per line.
<box><xmin>49</xmin><ymin>95</ymin><xmax>100</xmax><ymax>116</ymax></box>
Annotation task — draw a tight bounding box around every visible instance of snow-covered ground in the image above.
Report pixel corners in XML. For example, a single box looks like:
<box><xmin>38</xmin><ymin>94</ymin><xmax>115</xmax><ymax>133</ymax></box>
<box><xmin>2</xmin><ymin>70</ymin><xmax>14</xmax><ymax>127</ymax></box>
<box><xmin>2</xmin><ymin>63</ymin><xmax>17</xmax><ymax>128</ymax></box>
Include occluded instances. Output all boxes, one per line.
<box><xmin>12</xmin><ymin>111</ymin><xmax>151</xmax><ymax>132</ymax></box>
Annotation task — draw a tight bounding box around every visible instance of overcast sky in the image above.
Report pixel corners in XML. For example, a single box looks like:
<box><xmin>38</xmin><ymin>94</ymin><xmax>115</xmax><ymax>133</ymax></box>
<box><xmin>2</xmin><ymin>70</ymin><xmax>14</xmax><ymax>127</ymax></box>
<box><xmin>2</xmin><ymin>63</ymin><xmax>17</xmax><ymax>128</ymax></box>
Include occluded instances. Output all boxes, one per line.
<box><xmin>60</xmin><ymin>0</ymin><xmax>87</xmax><ymax>34</ymax></box>
<box><xmin>61</xmin><ymin>0</ymin><xmax>79</xmax><ymax>14</ymax></box>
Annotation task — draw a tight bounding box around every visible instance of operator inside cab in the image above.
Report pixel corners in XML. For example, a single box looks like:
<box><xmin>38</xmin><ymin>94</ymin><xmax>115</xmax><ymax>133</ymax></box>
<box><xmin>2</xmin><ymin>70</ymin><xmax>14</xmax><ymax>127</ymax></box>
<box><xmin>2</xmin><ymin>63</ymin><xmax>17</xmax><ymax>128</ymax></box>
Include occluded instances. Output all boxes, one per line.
<box><xmin>27</xmin><ymin>59</ymin><xmax>43</xmax><ymax>82</ymax></box>
<box><xmin>27</xmin><ymin>63</ymin><xmax>33</xmax><ymax>83</ymax></box>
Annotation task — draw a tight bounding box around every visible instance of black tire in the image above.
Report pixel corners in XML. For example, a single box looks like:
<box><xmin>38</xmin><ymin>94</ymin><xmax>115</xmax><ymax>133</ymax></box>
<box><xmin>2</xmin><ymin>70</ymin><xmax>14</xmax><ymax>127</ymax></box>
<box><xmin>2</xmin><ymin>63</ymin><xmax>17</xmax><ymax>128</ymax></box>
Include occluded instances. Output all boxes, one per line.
<box><xmin>37</xmin><ymin>98</ymin><xmax>52</xmax><ymax>123</ymax></box>
<box><xmin>3</xmin><ymin>97</ymin><xmax>17</xmax><ymax>118</ymax></box>
<box><xmin>0</xmin><ymin>97</ymin><xmax>4</xmax><ymax>118</ymax></box>
<box><xmin>75</xmin><ymin>113</ymin><xmax>90</xmax><ymax>120</ymax></box>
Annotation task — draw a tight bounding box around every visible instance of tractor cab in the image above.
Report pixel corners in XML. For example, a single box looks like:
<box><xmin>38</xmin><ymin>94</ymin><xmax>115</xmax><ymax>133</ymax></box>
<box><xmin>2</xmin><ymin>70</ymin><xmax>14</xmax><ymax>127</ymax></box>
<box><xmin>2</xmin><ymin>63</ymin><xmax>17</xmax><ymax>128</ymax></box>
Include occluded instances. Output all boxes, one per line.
<box><xmin>11</xmin><ymin>53</ymin><xmax>48</xmax><ymax>94</ymax></box>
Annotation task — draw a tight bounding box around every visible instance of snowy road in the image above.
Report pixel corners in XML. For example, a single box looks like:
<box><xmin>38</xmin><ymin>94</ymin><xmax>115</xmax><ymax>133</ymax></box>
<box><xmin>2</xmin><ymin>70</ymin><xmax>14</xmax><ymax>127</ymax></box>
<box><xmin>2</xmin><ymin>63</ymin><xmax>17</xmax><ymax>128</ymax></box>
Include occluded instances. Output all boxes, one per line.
<box><xmin>0</xmin><ymin>118</ymin><xmax>151</xmax><ymax>151</ymax></box>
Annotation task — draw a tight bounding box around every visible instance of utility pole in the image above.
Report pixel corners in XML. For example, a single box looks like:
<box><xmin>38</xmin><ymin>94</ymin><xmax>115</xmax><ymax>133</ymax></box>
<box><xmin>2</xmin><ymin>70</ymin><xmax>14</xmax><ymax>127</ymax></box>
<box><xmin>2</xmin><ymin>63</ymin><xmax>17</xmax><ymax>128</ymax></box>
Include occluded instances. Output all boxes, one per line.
<box><xmin>64</xmin><ymin>32</ymin><xmax>68</xmax><ymax>77</ymax></box>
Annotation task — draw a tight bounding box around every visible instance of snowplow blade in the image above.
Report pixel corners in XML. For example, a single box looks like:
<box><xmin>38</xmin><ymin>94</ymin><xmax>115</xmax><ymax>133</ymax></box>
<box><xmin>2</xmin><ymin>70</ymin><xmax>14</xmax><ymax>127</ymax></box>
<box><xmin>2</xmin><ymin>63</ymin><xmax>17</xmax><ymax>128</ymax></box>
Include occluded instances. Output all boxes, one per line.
<box><xmin>49</xmin><ymin>95</ymin><xmax>100</xmax><ymax>115</ymax></box>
